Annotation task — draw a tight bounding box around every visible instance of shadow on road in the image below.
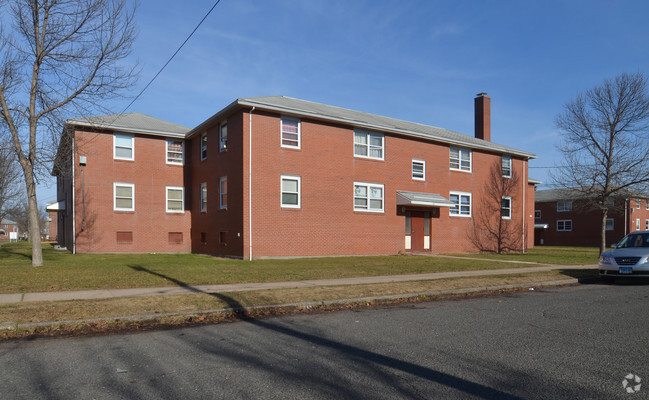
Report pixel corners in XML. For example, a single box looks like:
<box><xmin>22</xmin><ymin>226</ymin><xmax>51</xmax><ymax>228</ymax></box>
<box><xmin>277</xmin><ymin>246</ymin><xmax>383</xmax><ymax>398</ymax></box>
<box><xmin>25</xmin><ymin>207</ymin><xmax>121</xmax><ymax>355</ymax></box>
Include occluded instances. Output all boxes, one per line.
<box><xmin>127</xmin><ymin>264</ymin><xmax>523</xmax><ymax>399</ymax></box>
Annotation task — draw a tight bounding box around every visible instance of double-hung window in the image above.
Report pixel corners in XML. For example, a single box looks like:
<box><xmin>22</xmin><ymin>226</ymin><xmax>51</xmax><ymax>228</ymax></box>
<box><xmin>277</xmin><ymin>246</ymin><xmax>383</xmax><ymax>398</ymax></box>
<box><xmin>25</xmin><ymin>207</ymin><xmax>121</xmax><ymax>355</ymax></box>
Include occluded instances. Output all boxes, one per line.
<box><xmin>281</xmin><ymin>119</ymin><xmax>300</xmax><ymax>148</ymax></box>
<box><xmin>354</xmin><ymin>130</ymin><xmax>384</xmax><ymax>160</ymax></box>
<box><xmin>219</xmin><ymin>177</ymin><xmax>227</xmax><ymax>209</ymax></box>
<box><xmin>557</xmin><ymin>220</ymin><xmax>572</xmax><ymax>231</ymax></box>
<box><xmin>449</xmin><ymin>191</ymin><xmax>471</xmax><ymax>217</ymax></box>
<box><xmin>200</xmin><ymin>134</ymin><xmax>207</xmax><ymax>160</ymax></box>
<box><xmin>281</xmin><ymin>175</ymin><xmax>301</xmax><ymax>208</ymax></box>
<box><xmin>412</xmin><ymin>159</ymin><xmax>425</xmax><ymax>180</ymax></box>
<box><xmin>637</xmin><ymin>199</ymin><xmax>642</xmax><ymax>209</ymax></box>
<box><xmin>114</xmin><ymin>183</ymin><xmax>134</xmax><ymax>211</ymax></box>
<box><xmin>200</xmin><ymin>183</ymin><xmax>207</xmax><ymax>212</ymax></box>
<box><xmin>606</xmin><ymin>218</ymin><xmax>615</xmax><ymax>231</ymax></box>
<box><xmin>557</xmin><ymin>201</ymin><xmax>572</xmax><ymax>212</ymax></box>
<box><xmin>219</xmin><ymin>123</ymin><xmax>228</xmax><ymax>152</ymax></box>
<box><xmin>502</xmin><ymin>156</ymin><xmax>512</xmax><ymax>178</ymax></box>
<box><xmin>450</xmin><ymin>147</ymin><xmax>471</xmax><ymax>171</ymax></box>
<box><xmin>166</xmin><ymin>139</ymin><xmax>184</xmax><ymax>165</ymax></box>
<box><xmin>166</xmin><ymin>186</ymin><xmax>184</xmax><ymax>212</ymax></box>
<box><xmin>114</xmin><ymin>134</ymin><xmax>134</xmax><ymax>160</ymax></box>
<box><xmin>501</xmin><ymin>196</ymin><xmax>512</xmax><ymax>219</ymax></box>
<box><xmin>354</xmin><ymin>182</ymin><xmax>384</xmax><ymax>212</ymax></box>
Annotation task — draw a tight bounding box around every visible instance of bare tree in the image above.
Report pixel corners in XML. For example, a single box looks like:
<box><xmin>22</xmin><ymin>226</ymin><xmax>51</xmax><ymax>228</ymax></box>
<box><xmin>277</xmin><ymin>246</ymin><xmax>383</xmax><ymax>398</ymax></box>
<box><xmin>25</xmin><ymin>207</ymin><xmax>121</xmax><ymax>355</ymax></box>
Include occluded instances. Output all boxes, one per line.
<box><xmin>553</xmin><ymin>72</ymin><xmax>649</xmax><ymax>254</ymax></box>
<box><xmin>470</xmin><ymin>160</ymin><xmax>522</xmax><ymax>254</ymax></box>
<box><xmin>0</xmin><ymin>0</ymin><xmax>137</xmax><ymax>266</ymax></box>
<box><xmin>0</xmin><ymin>145</ymin><xmax>22</xmax><ymax>223</ymax></box>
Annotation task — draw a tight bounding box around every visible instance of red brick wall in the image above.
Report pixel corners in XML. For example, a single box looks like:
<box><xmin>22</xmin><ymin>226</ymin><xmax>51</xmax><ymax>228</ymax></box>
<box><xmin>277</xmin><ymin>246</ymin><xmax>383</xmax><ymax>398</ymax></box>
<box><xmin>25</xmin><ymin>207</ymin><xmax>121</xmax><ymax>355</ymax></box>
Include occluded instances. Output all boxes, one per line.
<box><xmin>237</xmin><ymin>110</ymin><xmax>533</xmax><ymax>258</ymax></box>
<box><xmin>189</xmin><ymin>112</ymin><xmax>245</xmax><ymax>257</ymax></box>
<box><xmin>534</xmin><ymin>197</ymin><xmax>649</xmax><ymax>247</ymax></box>
<box><xmin>72</xmin><ymin>129</ymin><xmax>191</xmax><ymax>253</ymax></box>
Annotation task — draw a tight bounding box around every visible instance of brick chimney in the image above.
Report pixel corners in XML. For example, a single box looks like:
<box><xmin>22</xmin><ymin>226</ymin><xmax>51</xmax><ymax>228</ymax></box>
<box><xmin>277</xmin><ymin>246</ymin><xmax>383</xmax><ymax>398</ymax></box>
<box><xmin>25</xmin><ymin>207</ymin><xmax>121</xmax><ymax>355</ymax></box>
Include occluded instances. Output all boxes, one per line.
<box><xmin>474</xmin><ymin>92</ymin><xmax>491</xmax><ymax>142</ymax></box>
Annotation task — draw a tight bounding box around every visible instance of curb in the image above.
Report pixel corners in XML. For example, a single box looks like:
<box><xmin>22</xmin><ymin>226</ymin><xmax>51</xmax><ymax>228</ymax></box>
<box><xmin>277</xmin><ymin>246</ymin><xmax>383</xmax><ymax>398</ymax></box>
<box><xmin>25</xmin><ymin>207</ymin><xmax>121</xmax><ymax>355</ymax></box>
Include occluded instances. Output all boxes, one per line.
<box><xmin>1</xmin><ymin>278</ymin><xmax>580</xmax><ymax>331</ymax></box>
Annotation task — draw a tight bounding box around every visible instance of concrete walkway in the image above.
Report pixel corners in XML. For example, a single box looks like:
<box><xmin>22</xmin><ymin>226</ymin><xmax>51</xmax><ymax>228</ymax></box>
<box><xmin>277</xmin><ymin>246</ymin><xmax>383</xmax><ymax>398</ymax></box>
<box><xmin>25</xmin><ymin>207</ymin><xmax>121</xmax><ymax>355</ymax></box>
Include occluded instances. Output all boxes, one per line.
<box><xmin>0</xmin><ymin>264</ymin><xmax>598</xmax><ymax>305</ymax></box>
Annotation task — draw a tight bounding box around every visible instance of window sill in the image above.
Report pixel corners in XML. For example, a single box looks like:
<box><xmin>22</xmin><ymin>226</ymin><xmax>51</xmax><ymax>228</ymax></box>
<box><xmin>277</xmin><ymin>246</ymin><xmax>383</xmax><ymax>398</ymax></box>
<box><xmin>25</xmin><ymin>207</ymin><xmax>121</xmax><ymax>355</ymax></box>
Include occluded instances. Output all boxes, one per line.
<box><xmin>449</xmin><ymin>168</ymin><xmax>472</xmax><ymax>173</ymax></box>
<box><xmin>114</xmin><ymin>210</ymin><xmax>135</xmax><ymax>214</ymax></box>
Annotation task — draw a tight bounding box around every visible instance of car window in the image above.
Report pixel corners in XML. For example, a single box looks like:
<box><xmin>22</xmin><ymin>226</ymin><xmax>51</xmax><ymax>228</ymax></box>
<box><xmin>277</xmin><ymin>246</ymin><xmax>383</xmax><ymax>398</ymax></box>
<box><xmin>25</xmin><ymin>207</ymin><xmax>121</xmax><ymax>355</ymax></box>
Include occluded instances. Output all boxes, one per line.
<box><xmin>618</xmin><ymin>234</ymin><xmax>649</xmax><ymax>248</ymax></box>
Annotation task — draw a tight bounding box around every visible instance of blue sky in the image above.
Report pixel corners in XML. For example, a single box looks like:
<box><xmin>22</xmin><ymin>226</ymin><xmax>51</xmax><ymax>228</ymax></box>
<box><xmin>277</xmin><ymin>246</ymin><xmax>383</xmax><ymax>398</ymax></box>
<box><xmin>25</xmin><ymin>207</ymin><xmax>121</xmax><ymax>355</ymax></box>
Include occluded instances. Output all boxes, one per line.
<box><xmin>38</xmin><ymin>0</ymin><xmax>649</xmax><ymax>203</ymax></box>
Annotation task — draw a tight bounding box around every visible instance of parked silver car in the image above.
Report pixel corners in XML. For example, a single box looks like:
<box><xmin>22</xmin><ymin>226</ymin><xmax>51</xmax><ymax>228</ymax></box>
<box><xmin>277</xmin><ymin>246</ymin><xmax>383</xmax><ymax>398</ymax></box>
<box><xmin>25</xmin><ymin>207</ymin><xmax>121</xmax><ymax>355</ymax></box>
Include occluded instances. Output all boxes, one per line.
<box><xmin>599</xmin><ymin>231</ymin><xmax>649</xmax><ymax>281</ymax></box>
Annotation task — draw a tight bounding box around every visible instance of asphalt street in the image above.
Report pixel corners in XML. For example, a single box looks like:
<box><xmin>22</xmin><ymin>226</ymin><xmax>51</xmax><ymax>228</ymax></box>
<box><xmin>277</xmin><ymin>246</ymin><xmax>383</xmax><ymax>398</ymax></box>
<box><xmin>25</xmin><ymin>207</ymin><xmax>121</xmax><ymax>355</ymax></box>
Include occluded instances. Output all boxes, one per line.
<box><xmin>0</xmin><ymin>282</ymin><xmax>647</xmax><ymax>399</ymax></box>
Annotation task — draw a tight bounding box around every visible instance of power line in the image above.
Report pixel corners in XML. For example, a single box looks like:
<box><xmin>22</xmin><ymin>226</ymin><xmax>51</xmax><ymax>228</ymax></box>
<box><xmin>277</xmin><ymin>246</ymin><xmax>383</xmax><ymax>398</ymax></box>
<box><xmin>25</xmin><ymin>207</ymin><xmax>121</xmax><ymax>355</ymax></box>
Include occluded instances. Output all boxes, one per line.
<box><xmin>118</xmin><ymin>0</ymin><xmax>222</xmax><ymax>115</ymax></box>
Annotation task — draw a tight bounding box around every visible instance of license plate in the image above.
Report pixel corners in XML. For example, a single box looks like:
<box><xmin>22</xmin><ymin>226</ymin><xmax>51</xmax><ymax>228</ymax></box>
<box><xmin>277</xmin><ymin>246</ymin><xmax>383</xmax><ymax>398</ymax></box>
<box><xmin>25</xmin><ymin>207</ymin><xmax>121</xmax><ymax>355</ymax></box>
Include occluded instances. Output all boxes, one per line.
<box><xmin>619</xmin><ymin>266</ymin><xmax>633</xmax><ymax>274</ymax></box>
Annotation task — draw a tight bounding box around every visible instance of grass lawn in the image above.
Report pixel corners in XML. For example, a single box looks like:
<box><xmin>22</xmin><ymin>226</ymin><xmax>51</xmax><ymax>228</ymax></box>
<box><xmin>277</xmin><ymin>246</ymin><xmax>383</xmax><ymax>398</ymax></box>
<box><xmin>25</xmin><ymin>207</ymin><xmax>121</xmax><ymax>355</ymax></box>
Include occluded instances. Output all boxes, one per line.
<box><xmin>0</xmin><ymin>242</ymin><xmax>599</xmax><ymax>294</ymax></box>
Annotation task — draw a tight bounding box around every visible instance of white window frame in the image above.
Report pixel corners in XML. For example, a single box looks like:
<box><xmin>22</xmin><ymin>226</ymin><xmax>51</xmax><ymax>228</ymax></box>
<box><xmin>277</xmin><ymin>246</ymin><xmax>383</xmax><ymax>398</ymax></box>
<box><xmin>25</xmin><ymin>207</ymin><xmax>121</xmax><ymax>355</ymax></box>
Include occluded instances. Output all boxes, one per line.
<box><xmin>636</xmin><ymin>218</ymin><xmax>641</xmax><ymax>230</ymax></box>
<box><xmin>449</xmin><ymin>191</ymin><xmax>472</xmax><ymax>217</ymax></box>
<box><xmin>606</xmin><ymin>218</ymin><xmax>615</xmax><ymax>231</ymax></box>
<box><xmin>166</xmin><ymin>186</ymin><xmax>184</xmax><ymax>213</ymax></box>
<box><xmin>113</xmin><ymin>134</ymin><xmax>134</xmax><ymax>160</ymax></box>
<box><xmin>502</xmin><ymin>156</ymin><xmax>512</xmax><ymax>178</ymax></box>
<box><xmin>353</xmin><ymin>182</ymin><xmax>384</xmax><ymax>213</ymax></box>
<box><xmin>200</xmin><ymin>133</ymin><xmax>207</xmax><ymax>161</ymax></box>
<box><xmin>501</xmin><ymin>196</ymin><xmax>512</xmax><ymax>219</ymax></box>
<box><xmin>281</xmin><ymin>175</ymin><xmax>301</xmax><ymax>208</ymax></box>
<box><xmin>557</xmin><ymin>220</ymin><xmax>572</xmax><ymax>232</ymax></box>
<box><xmin>200</xmin><ymin>182</ymin><xmax>207</xmax><ymax>212</ymax></box>
<box><xmin>637</xmin><ymin>199</ymin><xmax>642</xmax><ymax>209</ymax></box>
<box><xmin>412</xmin><ymin>159</ymin><xmax>425</xmax><ymax>181</ymax></box>
<box><xmin>114</xmin><ymin>182</ymin><xmax>134</xmax><ymax>211</ymax></box>
<box><xmin>166</xmin><ymin>139</ymin><xmax>184</xmax><ymax>165</ymax></box>
<box><xmin>219</xmin><ymin>123</ymin><xmax>228</xmax><ymax>152</ymax></box>
<box><xmin>354</xmin><ymin>130</ymin><xmax>384</xmax><ymax>160</ymax></box>
<box><xmin>557</xmin><ymin>201</ymin><xmax>572</xmax><ymax>212</ymax></box>
<box><xmin>450</xmin><ymin>147</ymin><xmax>471</xmax><ymax>172</ymax></box>
<box><xmin>219</xmin><ymin>176</ymin><xmax>227</xmax><ymax>209</ymax></box>
<box><xmin>645</xmin><ymin>219</ymin><xmax>649</xmax><ymax>230</ymax></box>
<box><xmin>281</xmin><ymin>118</ymin><xmax>301</xmax><ymax>149</ymax></box>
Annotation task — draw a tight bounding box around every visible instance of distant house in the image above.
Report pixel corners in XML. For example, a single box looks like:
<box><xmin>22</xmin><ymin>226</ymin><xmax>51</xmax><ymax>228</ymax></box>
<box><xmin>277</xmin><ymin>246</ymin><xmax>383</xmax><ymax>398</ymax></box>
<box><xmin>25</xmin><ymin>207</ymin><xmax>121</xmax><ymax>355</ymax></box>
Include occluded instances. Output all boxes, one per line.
<box><xmin>51</xmin><ymin>94</ymin><xmax>537</xmax><ymax>258</ymax></box>
<box><xmin>534</xmin><ymin>188</ymin><xmax>649</xmax><ymax>247</ymax></box>
<box><xmin>0</xmin><ymin>219</ymin><xmax>19</xmax><ymax>240</ymax></box>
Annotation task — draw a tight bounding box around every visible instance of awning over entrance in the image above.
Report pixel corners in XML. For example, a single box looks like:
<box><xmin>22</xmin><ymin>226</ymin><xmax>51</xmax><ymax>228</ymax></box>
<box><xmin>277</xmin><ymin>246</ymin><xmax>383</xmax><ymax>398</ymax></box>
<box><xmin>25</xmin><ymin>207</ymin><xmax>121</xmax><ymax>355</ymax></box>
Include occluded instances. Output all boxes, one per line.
<box><xmin>46</xmin><ymin>201</ymin><xmax>65</xmax><ymax>212</ymax></box>
<box><xmin>396</xmin><ymin>191</ymin><xmax>454</xmax><ymax>208</ymax></box>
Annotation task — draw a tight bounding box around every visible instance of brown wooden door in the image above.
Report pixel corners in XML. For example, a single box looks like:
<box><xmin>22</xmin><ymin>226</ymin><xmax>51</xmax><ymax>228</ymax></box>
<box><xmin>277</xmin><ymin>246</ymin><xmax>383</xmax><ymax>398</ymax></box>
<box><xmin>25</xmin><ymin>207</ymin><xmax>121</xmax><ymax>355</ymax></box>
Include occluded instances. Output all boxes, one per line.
<box><xmin>410</xmin><ymin>211</ymin><xmax>426</xmax><ymax>251</ymax></box>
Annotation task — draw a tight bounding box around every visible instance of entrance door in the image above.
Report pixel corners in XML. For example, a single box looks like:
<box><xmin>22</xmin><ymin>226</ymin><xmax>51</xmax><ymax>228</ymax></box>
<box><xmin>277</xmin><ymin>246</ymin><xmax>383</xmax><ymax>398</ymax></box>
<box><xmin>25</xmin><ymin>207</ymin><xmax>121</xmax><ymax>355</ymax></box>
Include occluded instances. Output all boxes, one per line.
<box><xmin>409</xmin><ymin>211</ymin><xmax>430</xmax><ymax>252</ymax></box>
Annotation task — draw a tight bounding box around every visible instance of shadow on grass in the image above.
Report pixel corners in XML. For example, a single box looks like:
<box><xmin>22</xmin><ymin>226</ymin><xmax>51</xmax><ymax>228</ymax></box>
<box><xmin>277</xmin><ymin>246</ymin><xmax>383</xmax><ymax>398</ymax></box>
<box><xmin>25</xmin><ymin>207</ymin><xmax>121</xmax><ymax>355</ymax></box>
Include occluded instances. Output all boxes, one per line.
<box><xmin>0</xmin><ymin>243</ymin><xmax>33</xmax><ymax>262</ymax></box>
<box><xmin>127</xmin><ymin>264</ymin><xmax>523</xmax><ymax>400</ymax></box>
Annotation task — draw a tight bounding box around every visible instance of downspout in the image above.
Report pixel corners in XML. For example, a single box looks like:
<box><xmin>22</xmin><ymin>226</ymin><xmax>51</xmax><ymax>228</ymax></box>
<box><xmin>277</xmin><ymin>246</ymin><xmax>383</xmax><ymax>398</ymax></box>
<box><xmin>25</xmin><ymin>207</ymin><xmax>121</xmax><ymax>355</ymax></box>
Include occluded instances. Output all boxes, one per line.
<box><xmin>522</xmin><ymin>159</ymin><xmax>526</xmax><ymax>253</ymax></box>
<box><xmin>71</xmin><ymin>135</ymin><xmax>76</xmax><ymax>254</ymax></box>
<box><xmin>248</xmin><ymin>107</ymin><xmax>255</xmax><ymax>260</ymax></box>
<box><xmin>625</xmin><ymin>198</ymin><xmax>628</xmax><ymax>234</ymax></box>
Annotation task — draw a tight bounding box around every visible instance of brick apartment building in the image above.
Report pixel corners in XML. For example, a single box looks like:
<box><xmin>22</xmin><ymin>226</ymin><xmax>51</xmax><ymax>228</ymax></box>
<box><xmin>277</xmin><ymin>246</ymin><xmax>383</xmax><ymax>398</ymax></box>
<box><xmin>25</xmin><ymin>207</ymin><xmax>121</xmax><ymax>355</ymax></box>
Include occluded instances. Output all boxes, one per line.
<box><xmin>0</xmin><ymin>219</ymin><xmax>19</xmax><ymax>240</ymax></box>
<box><xmin>534</xmin><ymin>189</ymin><xmax>649</xmax><ymax>247</ymax></box>
<box><xmin>52</xmin><ymin>94</ymin><xmax>537</xmax><ymax>258</ymax></box>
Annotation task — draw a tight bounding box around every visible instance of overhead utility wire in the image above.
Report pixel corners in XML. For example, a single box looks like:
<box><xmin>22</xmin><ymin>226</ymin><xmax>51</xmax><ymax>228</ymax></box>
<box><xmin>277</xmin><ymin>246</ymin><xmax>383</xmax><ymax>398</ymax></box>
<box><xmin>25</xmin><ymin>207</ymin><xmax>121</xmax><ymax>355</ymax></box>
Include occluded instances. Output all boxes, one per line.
<box><xmin>118</xmin><ymin>0</ymin><xmax>222</xmax><ymax>115</ymax></box>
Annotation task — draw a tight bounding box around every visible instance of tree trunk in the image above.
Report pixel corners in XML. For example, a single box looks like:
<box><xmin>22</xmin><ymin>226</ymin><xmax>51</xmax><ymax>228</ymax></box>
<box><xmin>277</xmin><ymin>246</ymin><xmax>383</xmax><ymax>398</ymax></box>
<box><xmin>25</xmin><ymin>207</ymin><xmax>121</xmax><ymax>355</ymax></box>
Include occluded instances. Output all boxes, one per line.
<box><xmin>24</xmin><ymin>167</ymin><xmax>43</xmax><ymax>267</ymax></box>
<box><xmin>600</xmin><ymin>208</ymin><xmax>608</xmax><ymax>255</ymax></box>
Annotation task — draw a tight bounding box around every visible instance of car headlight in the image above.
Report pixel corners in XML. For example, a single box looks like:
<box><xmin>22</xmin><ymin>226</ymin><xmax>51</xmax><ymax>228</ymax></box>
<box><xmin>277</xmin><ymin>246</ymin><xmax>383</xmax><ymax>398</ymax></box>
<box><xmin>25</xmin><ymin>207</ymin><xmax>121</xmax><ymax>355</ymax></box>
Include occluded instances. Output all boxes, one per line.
<box><xmin>642</xmin><ymin>257</ymin><xmax>649</xmax><ymax>264</ymax></box>
<box><xmin>599</xmin><ymin>256</ymin><xmax>613</xmax><ymax>264</ymax></box>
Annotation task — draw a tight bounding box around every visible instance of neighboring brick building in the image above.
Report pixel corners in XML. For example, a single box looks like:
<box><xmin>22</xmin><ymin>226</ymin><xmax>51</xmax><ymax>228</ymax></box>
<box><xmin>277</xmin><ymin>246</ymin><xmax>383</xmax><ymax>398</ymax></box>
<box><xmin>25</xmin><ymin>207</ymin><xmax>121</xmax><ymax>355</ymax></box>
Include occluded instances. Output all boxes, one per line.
<box><xmin>534</xmin><ymin>188</ymin><xmax>649</xmax><ymax>247</ymax></box>
<box><xmin>52</xmin><ymin>94</ymin><xmax>537</xmax><ymax>258</ymax></box>
<box><xmin>0</xmin><ymin>219</ymin><xmax>19</xmax><ymax>240</ymax></box>
<box><xmin>52</xmin><ymin>113</ymin><xmax>192</xmax><ymax>253</ymax></box>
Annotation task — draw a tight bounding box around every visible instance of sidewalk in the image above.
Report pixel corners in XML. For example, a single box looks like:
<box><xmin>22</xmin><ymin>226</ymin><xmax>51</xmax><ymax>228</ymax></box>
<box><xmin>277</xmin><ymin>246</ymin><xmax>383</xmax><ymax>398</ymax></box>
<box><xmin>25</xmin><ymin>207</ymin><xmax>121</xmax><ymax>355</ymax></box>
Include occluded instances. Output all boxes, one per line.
<box><xmin>0</xmin><ymin>264</ymin><xmax>598</xmax><ymax>305</ymax></box>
